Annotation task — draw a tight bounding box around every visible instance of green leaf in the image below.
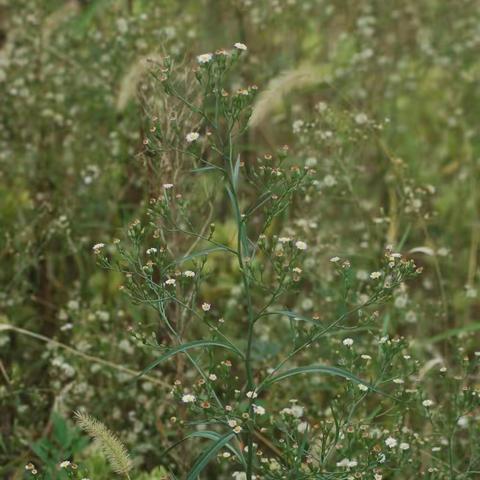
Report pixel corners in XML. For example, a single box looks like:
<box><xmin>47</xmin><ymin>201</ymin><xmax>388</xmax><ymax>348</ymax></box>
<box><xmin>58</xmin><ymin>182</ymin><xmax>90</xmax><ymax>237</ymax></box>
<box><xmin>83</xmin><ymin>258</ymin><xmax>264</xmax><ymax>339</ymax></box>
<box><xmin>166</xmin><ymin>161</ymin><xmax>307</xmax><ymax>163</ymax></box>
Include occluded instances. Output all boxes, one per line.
<box><xmin>187</xmin><ymin>432</ymin><xmax>236</xmax><ymax>480</ymax></box>
<box><xmin>259</xmin><ymin>365</ymin><xmax>384</xmax><ymax>395</ymax></box>
<box><xmin>137</xmin><ymin>340</ymin><xmax>244</xmax><ymax>380</ymax></box>
<box><xmin>175</xmin><ymin>246</ymin><xmax>234</xmax><ymax>265</ymax></box>
<box><xmin>164</xmin><ymin>431</ymin><xmax>246</xmax><ymax>468</ymax></box>
<box><xmin>267</xmin><ymin>310</ymin><xmax>322</xmax><ymax>326</ymax></box>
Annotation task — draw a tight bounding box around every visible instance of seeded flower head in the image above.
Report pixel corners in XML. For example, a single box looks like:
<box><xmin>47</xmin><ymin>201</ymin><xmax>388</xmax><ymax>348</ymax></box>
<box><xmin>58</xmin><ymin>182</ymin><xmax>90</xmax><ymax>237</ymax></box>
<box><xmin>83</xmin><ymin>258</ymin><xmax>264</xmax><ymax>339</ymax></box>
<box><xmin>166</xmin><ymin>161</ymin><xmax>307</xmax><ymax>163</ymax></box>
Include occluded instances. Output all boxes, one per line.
<box><xmin>74</xmin><ymin>411</ymin><xmax>132</xmax><ymax>476</ymax></box>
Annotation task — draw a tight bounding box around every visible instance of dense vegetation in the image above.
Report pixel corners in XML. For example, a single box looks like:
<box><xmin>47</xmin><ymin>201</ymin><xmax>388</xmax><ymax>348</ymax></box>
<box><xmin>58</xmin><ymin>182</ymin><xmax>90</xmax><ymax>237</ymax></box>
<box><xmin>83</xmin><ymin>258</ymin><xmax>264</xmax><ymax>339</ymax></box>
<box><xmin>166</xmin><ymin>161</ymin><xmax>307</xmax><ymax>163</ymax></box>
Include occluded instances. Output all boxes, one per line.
<box><xmin>1</xmin><ymin>1</ymin><xmax>479</xmax><ymax>479</ymax></box>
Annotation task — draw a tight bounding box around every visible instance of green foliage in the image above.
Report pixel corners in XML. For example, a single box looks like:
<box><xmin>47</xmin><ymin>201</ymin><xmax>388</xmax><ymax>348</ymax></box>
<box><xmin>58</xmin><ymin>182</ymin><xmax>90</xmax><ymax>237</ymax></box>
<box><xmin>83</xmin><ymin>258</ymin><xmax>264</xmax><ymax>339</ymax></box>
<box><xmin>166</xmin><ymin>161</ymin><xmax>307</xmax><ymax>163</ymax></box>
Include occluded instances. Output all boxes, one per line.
<box><xmin>1</xmin><ymin>0</ymin><xmax>479</xmax><ymax>479</ymax></box>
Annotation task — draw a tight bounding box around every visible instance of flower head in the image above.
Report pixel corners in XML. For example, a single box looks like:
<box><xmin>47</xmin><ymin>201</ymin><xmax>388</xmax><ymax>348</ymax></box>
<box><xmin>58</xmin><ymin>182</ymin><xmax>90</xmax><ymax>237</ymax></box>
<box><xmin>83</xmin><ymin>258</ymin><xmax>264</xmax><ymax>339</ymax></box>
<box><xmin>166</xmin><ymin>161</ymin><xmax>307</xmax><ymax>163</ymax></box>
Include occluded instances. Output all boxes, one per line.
<box><xmin>234</xmin><ymin>42</ymin><xmax>247</xmax><ymax>51</ymax></box>
<box><xmin>182</xmin><ymin>394</ymin><xmax>196</xmax><ymax>403</ymax></box>
<box><xmin>295</xmin><ymin>241</ymin><xmax>307</xmax><ymax>250</ymax></box>
<box><xmin>186</xmin><ymin>132</ymin><xmax>200</xmax><ymax>143</ymax></box>
<box><xmin>197</xmin><ymin>53</ymin><xmax>213</xmax><ymax>64</ymax></box>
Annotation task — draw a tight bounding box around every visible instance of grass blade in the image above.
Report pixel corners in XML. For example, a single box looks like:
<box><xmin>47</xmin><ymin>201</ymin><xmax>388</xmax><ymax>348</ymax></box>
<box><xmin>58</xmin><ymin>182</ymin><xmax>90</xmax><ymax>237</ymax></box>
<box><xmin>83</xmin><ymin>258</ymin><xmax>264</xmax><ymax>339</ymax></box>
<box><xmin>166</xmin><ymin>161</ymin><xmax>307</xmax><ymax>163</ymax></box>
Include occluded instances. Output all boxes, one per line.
<box><xmin>186</xmin><ymin>432</ymin><xmax>236</xmax><ymax>480</ymax></box>
<box><xmin>136</xmin><ymin>340</ymin><xmax>244</xmax><ymax>380</ymax></box>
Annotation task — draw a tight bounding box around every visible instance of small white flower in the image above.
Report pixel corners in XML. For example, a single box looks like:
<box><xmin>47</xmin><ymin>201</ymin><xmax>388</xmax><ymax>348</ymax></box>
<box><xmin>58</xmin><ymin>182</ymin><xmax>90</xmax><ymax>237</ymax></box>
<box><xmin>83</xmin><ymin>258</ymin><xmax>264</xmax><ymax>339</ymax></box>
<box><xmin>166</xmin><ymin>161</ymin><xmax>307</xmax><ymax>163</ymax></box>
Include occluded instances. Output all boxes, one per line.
<box><xmin>163</xmin><ymin>183</ymin><xmax>174</xmax><ymax>189</ymax></box>
<box><xmin>370</xmin><ymin>271</ymin><xmax>382</xmax><ymax>279</ymax></box>
<box><xmin>354</xmin><ymin>112</ymin><xmax>368</xmax><ymax>125</ymax></box>
<box><xmin>227</xmin><ymin>419</ymin><xmax>237</xmax><ymax>427</ymax></box>
<box><xmin>385</xmin><ymin>436</ymin><xmax>397</xmax><ymax>448</ymax></box>
<box><xmin>208</xmin><ymin>374</ymin><xmax>217</xmax><ymax>381</ymax></box>
<box><xmin>201</xmin><ymin>302</ymin><xmax>211</xmax><ymax>312</ymax></box>
<box><xmin>278</xmin><ymin>236</ymin><xmax>291</xmax><ymax>243</ymax></box>
<box><xmin>358</xmin><ymin>384</ymin><xmax>369</xmax><ymax>391</ymax></box>
<box><xmin>422</xmin><ymin>399</ymin><xmax>434</xmax><ymax>407</ymax></box>
<box><xmin>233</xmin><ymin>425</ymin><xmax>242</xmax><ymax>433</ymax></box>
<box><xmin>59</xmin><ymin>461</ymin><xmax>71</xmax><ymax>468</ymax></box>
<box><xmin>281</xmin><ymin>405</ymin><xmax>303</xmax><ymax>418</ymax></box>
<box><xmin>182</xmin><ymin>394</ymin><xmax>196</xmax><ymax>403</ymax></box>
<box><xmin>361</xmin><ymin>354</ymin><xmax>372</xmax><ymax>360</ymax></box>
<box><xmin>197</xmin><ymin>53</ymin><xmax>213</xmax><ymax>64</ymax></box>
<box><xmin>295</xmin><ymin>241</ymin><xmax>307</xmax><ymax>250</ymax></box>
<box><xmin>336</xmin><ymin>458</ymin><xmax>358</xmax><ymax>468</ymax></box>
<box><xmin>184</xmin><ymin>270</ymin><xmax>195</xmax><ymax>277</ymax></box>
<box><xmin>234</xmin><ymin>42</ymin><xmax>247</xmax><ymax>51</ymax></box>
<box><xmin>246</xmin><ymin>390</ymin><xmax>258</xmax><ymax>399</ymax></box>
<box><xmin>399</xmin><ymin>442</ymin><xmax>410</xmax><ymax>450</ymax></box>
<box><xmin>186</xmin><ymin>132</ymin><xmax>200</xmax><ymax>142</ymax></box>
<box><xmin>146</xmin><ymin>247</ymin><xmax>157</xmax><ymax>255</ymax></box>
<box><xmin>232</xmin><ymin>472</ymin><xmax>248</xmax><ymax>480</ymax></box>
<box><xmin>92</xmin><ymin>243</ymin><xmax>105</xmax><ymax>253</ymax></box>
<box><xmin>342</xmin><ymin>338</ymin><xmax>354</xmax><ymax>347</ymax></box>
<box><xmin>323</xmin><ymin>174</ymin><xmax>337</xmax><ymax>187</ymax></box>
<box><xmin>164</xmin><ymin>278</ymin><xmax>176</xmax><ymax>286</ymax></box>
<box><xmin>297</xmin><ymin>422</ymin><xmax>308</xmax><ymax>433</ymax></box>
<box><xmin>330</xmin><ymin>256</ymin><xmax>340</xmax><ymax>263</ymax></box>
<box><xmin>393</xmin><ymin>378</ymin><xmax>404</xmax><ymax>384</ymax></box>
<box><xmin>252</xmin><ymin>404</ymin><xmax>265</xmax><ymax>415</ymax></box>
<box><xmin>457</xmin><ymin>416</ymin><xmax>469</xmax><ymax>428</ymax></box>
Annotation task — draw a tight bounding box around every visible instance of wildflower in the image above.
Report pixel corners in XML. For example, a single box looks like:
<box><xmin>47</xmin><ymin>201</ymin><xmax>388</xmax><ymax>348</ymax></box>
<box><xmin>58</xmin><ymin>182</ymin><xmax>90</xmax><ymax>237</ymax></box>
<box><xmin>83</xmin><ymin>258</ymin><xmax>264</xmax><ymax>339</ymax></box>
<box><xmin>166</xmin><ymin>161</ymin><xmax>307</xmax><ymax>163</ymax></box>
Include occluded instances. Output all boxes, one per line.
<box><xmin>281</xmin><ymin>405</ymin><xmax>303</xmax><ymax>417</ymax></box>
<box><xmin>60</xmin><ymin>461</ymin><xmax>71</xmax><ymax>468</ymax></box>
<box><xmin>422</xmin><ymin>399</ymin><xmax>434</xmax><ymax>407</ymax></box>
<box><xmin>278</xmin><ymin>236</ymin><xmax>291</xmax><ymax>243</ymax></box>
<box><xmin>252</xmin><ymin>404</ymin><xmax>265</xmax><ymax>415</ymax></box>
<box><xmin>358</xmin><ymin>384</ymin><xmax>369</xmax><ymax>391</ymax></box>
<box><xmin>208</xmin><ymin>374</ymin><xmax>217</xmax><ymax>381</ymax></box>
<box><xmin>201</xmin><ymin>302</ymin><xmax>211</xmax><ymax>311</ymax></box>
<box><xmin>361</xmin><ymin>354</ymin><xmax>372</xmax><ymax>360</ymax></box>
<box><xmin>457</xmin><ymin>416</ymin><xmax>468</xmax><ymax>428</ymax></box>
<box><xmin>330</xmin><ymin>256</ymin><xmax>340</xmax><ymax>263</ymax></box>
<box><xmin>25</xmin><ymin>464</ymin><xmax>35</xmax><ymax>471</ymax></box>
<box><xmin>92</xmin><ymin>243</ymin><xmax>105</xmax><ymax>254</ymax></box>
<box><xmin>342</xmin><ymin>338</ymin><xmax>354</xmax><ymax>347</ymax></box>
<box><xmin>227</xmin><ymin>419</ymin><xmax>237</xmax><ymax>427</ymax></box>
<box><xmin>186</xmin><ymin>132</ymin><xmax>200</xmax><ymax>142</ymax></box>
<box><xmin>233</xmin><ymin>425</ymin><xmax>242</xmax><ymax>434</ymax></box>
<box><xmin>385</xmin><ymin>436</ymin><xmax>397</xmax><ymax>448</ymax></box>
<box><xmin>297</xmin><ymin>422</ymin><xmax>308</xmax><ymax>433</ymax></box>
<box><xmin>234</xmin><ymin>42</ymin><xmax>247</xmax><ymax>51</ymax></box>
<box><xmin>354</xmin><ymin>112</ymin><xmax>368</xmax><ymax>124</ymax></box>
<box><xmin>182</xmin><ymin>394</ymin><xmax>196</xmax><ymax>403</ymax></box>
<box><xmin>146</xmin><ymin>247</ymin><xmax>157</xmax><ymax>255</ymax></box>
<box><xmin>197</xmin><ymin>53</ymin><xmax>213</xmax><ymax>64</ymax></box>
<box><xmin>246</xmin><ymin>390</ymin><xmax>258</xmax><ymax>399</ymax></box>
<box><xmin>399</xmin><ymin>442</ymin><xmax>410</xmax><ymax>450</ymax></box>
<box><xmin>183</xmin><ymin>270</ymin><xmax>195</xmax><ymax>277</ymax></box>
<box><xmin>164</xmin><ymin>278</ymin><xmax>176</xmax><ymax>286</ymax></box>
<box><xmin>370</xmin><ymin>271</ymin><xmax>382</xmax><ymax>279</ymax></box>
<box><xmin>336</xmin><ymin>458</ymin><xmax>358</xmax><ymax>468</ymax></box>
<box><xmin>163</xmin><ymin>183</ymin><xmax>174</xmax><ymax>189</ymax></box>
<box><xmin>323</xmin><ymin>174</ymin><xmax>337</xmax><ymax>187</ymax></box>
<box><xmin>295</xmin><ymin>241</ymin><xmax>307</xmax><ymax>250</ymax></box>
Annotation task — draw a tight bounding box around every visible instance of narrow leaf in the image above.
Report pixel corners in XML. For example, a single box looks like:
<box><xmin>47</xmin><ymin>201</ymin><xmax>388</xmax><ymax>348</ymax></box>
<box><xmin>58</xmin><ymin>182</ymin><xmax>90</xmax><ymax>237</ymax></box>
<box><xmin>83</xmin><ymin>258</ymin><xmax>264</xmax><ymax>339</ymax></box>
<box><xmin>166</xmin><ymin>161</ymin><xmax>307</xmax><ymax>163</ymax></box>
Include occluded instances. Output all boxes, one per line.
<box><xmin>260</xmin><ymin>365</ymin><xmax>383</xmax><ymax>395</ymax></box>
<box><xmin>175</xmin><ymin>246</ymin><xmax>234</xmax><ymax>265</ymax></box>
<box><xmin>137</xmin><ymin>340</ymin><xmax>244</xmax><ymax>380</ymax></box>
<box><xmin>163</xmin><ymin>431</ymin><xmax>246</xmax><ymax>468</ymax></box>
<box><xmin>187</xmin><ymin>432</ymin><xmax>236</xmax><ymax>480</ymax></box>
